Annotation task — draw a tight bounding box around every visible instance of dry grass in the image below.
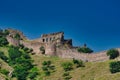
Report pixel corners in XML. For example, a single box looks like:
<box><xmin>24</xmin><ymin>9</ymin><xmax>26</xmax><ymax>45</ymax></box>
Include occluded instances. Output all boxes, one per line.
<box><xmin>31</xmin><ymin>55</ymin><xmax>120</xmax><ymax>80</ymax></box>
<box><xmin>0</xmin><ymin>47</ymin><xmax>120</xmax><ymax>80</ymax></box>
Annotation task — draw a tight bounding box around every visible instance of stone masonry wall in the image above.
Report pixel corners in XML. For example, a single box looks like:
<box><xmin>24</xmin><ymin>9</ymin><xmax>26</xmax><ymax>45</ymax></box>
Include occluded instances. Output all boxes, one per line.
<box><xmin>56</xmin><ymin>48</ymin><xmax>109</xmax><ymax>62</ymax></box>
<box><xmin>6</xmin><ymin>29</ymin><xmax>120</xmax><ymax>62</ymax></box>
<box><xmin>6</xmin><ymin>36</ymin><xmax>20</xmax><ymax>46</ymax></box>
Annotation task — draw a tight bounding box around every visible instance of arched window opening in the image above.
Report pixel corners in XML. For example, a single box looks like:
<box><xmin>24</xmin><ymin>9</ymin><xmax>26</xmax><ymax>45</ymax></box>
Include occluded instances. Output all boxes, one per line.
<box><xmin>46</xmin><ymin>38</ymin><xmax>48</xmax><ymax>42</ymax></box>
<box><xmin>43</xmin><ymin>39</ymin><xmax>45</xmax><ymax>42</ymax></box>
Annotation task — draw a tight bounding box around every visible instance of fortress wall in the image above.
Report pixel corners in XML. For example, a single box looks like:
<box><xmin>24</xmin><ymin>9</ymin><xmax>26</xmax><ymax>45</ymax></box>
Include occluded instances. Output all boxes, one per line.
<box><xmin>6</xmin><ymin>36</ymin><xmax>20</xmax><ymax>46</ymax></box>
<box><xmin>7</xmin><ymin>29</ymin><xmax>27</xmax><ymax>40</ymax></box>
<box><xmin>6</xmin><ymin>29</ymin><xmax>120</xmax><ymax>62</ymax></box>
<box><xmin>20</xmin><ymin>41</ymin><xmax>43</xmax><ymax>54</ymax></box>
<box><xmin>45</xmin><ymin>43</ymin><xmax>56</xmax><ymax>56</ymax></box>
<box><xmin>56</xmin><ymin>48</ymin><xmax>109</xmax><ymax>62</ymax></box>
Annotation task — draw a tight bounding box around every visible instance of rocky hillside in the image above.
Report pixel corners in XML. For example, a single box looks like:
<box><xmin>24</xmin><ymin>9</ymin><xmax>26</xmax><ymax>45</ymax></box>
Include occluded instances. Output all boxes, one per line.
<box><xmin>0</xmin><ymin>28</ymin><xmax>120</xmax><ymax>80</ymax></box>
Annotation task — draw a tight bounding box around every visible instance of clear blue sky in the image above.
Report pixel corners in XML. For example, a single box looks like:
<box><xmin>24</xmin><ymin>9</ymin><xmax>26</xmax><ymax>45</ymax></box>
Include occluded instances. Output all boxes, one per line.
<box><xmin>0</xmin><ymin>0</ymin><xmax>120</xmax><ymax>52</ymax></box>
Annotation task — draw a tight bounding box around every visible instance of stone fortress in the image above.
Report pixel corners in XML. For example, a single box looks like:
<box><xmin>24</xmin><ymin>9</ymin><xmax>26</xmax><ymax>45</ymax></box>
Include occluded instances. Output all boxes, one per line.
<box><xmin>6</xmin><ymin>28</ymin><xmax>120</xmax><ymax>62</ymax></box>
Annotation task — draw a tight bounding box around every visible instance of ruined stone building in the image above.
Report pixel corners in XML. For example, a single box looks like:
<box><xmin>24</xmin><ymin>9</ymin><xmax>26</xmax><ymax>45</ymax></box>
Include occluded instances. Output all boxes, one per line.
<box><xmin>7</xmin><ymin>29</ymin><xmax>73</xmax><ymax>56</ymax></box>
<box><xmin>6</xmin><ymin>28</ymin><xmax>119</xmax><ymax>62</ymax></box>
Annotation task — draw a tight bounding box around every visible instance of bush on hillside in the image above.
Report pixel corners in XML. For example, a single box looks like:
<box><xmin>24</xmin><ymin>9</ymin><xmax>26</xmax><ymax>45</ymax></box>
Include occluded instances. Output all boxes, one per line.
<box><xmin>62</xmin><ymin>72</ymin><xmax>72</xmax><ymax>80</ymax></box>
<box><xmin>73</xmin><ymin>58</ymin><xmax>84</xmax><ymax>68</ymax></box>
<box><xmin>29</xmin><ymin>48</ymin><xmax>33</xmax><ymax>52</ymax></box>
<box><xmin>77</xmin><ymin>47</ymin><xmax>93</xmax><ymax>53</ymax></box>
<box><xmin>23</xmin><ymin>47</ymin><xmax>29</xmax><ymax>52</ymax></box>
<box><xmin>8</xmin><ymin>45</ymin><xmax>37</xmax><ymax>80</ymax></box>
<box><xmin>0</xmin><ymin>37</ymin><xmax>9</xmax><ymax>46</ymax></box>
<box><xmin>0</xmin><ymin>69</ymin><xmax>9</xmax><ymax>76</ymax></box>
<box><xmin>8</xmin><ymin>47</ymin><xmax>22</xmax><ymax>61</ymax></box>
<box><xmin>107</xmin><ymin>49</ymin><xmax>119</xmax><ymax>59</ymax></box>
<box><xmin>3</xmin><ymin>29</ymin><xmax>9</xmax><ymax>36</ymax></box>
<box><xmin>40</xmin><ymin>46</ymin><xmax>45</xmax><ymax>54</ymax></box>
<box><xmin>42</xmin><ymin>61</ymin><xmax>51</xmax><ymax>66</ymax></box>
<box><xmin>29</xmin><ymin>72</ymin><xmax>38</xmax><ymax>79</ymax></box>
<box><xmin>14</xmin><ymin>33</ymin><xmax>21</xmax><ymax>40</ymax></box>
<box><xmin>44</xmin><ymin>71</ymin><xmax>50</xmax><ymax>76</ymax></box>
<box><xmin>62</xmin><ymin>62</ymin><xmax>73</xmax><ymax>71</ymax></box>
<box><xmin>0</xmin><ymin>51</ymin><xmax>8</xmax><ymax>62</ymax></box>
<box><xmin>42</xmin><ymin>60</ymin><xmax>55</xmax><ymax>76</ymax></box>
<box><xmin>62</xmin><ymin>72</ymin><xmax>69</xmax><ymax>77</ymax></box>
<box><xmin>13</xmin><ymin>65</ymin><xmax>28</xmax><ymax>80</ymax></box>
<box><xmin>109</xmin><ymin>61</ymin><xmax>120</xmax><ymax>73</ymax></box>
<box><xmin>19</xmin><ymin>44</ymin><xmax>24</xmax><ymax>49</ymax></box>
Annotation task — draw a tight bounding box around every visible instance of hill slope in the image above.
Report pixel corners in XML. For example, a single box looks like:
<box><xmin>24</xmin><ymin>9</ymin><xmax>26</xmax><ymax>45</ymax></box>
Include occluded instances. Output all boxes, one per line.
<box><xmin>32</xmin><ymin>55</ymin><xmax>120</xmax><ymax>80</ymax></box>
<box><xmin>0</xmin><ymin>47</ymin><xmax>120</xmax><ymax>80</ymax></box>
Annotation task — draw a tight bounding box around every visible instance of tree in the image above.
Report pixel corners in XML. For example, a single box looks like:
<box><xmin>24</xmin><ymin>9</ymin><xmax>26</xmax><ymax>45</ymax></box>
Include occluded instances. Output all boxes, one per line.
<box><xmin>107</xmin><ymin>49</ymin><xmax>119</xmax><ymax>59</ymax></box>
<box><xmin>14</xmin><ymin>65</ymin><xmax>28</xmax><ymax>80</ymax></box>
<box><xmin>8</xmin><ymin>47</ymin><xmax>22</xmax><ymax>61</ymax></box>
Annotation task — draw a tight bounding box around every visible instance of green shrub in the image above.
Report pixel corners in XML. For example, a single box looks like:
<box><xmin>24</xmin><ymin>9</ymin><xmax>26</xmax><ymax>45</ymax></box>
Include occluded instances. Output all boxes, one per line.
<box><xmin>0</xmin><ymin>69</ymin><xmax>9</xmax><ymax>75</ymax></box>
<box><xmin>14</xmin><ymin>33</ymin><xmax>21</xmax><ymax>40</ymax></box>
<box><xmin>31</xmin><ymin>52</ymin><xmax>35</xmax><ymax>55</ymax></box>
<box><xmin>44</xmin><ymin>71</ymin><xmax>50</xmax><ymax>76</ymax></box>
<box><xmin>109</xmin><ymin>61</ymin><xmax>120</xmax><ymax>73</ymax></box>
<box><xmin>29</xmin><ymin>48</ymin><xmax>33</xmax><ymax>52</ymax></box>
<box><xmin>7</xmin><ymin>45</ymin><xmax>37</xmax><ymax>80</ymax></box>
<box><xmin>23</xmin><ymin>47</ymin><xmax>29</xmax><ymax>52</ymax></box>
<box><xmin>107</xmin><ymin>49</ymin><xmax>119</xmax><ymax>59</ymax></box>
<box><xmin>62</xmin><ymin>72</ymin><xmax>69</xmax><ymax>77</ymax></box>
<box><xmin>0</xmin><ymin>51</ymin><xmax>8</xmax><ymax>62</ymax></box>
<box><xmin>64</xmin><ymin>76</ymin><xmax>72</xmax><ymax>80</ymax></box>
<box><xmin>8</xmin><ymin>47</ymin><xmax>22</xmax><ymax>61</ymax></box>
<box><xmin>22</xmin><ymin>53</ymin><xmax>31</xmax><ymax>59</ymax></box>
<box><xmin>0</xmin><ymin>37</ymin><xmax>9</xmax><ymax>46</ymax></box>
<box><xmin>62</xmin><ymin>62</ymin><xmax>73</xmax><ymax>71</ymax></box>
<box><xmin>42</xmin><ymin>61</ymin><xmax>48</xmax><ymax>66</ymax></box>
<box><xmin>29</xmin><ymin>72</ymin><xmax>38</xmax><ymax>79</ymax></box>
<box><xmin>14</xmin><ymin>65</ymin><xmax>28</xmax><ymax>80</ymax></box>
<box><xmin>77</xmin><ymin>47</ymin><xmax>93</xmax><ymax>53</ymax></box>
<box><xmin>19</xmin><ymin>44</ymin><xmax>24</xmax><ymax>49</ymax></box>
<box><xmin>73</xmin><ymin>59</ymin><xmax>84</xmax><ymax>68</ymax></box>
<box><xmin>3</xmin><ymin>29</ymin><xmax>9</xmax><ymax>36</ymax></box>
<box><xmin>40</xmin><ymin>46</ymin><xmax>45</xmax><ymax>54</ymax></box>
<box><xmin>42</xmin><ymin>60</ymin><xmax>55</xmax><ymax>76</ymax></box>
<box><xmin>42</xmin><ymin>66</ymin><xmax>48</xmax><ymax>71</ymax></box>
<box><xmin>48</xmin><ymin>65</ymin><xmax>55</xmax><ymax>70</ymax></box>
<box><xmin>42</xmin><ymin>61</ymin><xmax>51</xmax><ymax>66</ymax></box>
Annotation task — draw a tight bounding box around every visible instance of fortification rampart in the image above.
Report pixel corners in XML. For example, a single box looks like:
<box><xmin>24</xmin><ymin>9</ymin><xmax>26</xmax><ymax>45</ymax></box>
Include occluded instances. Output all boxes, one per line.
<box><xmin>5</xmin><ymin>29</ymin><xmax>120</xmax><ymax>62</ymax></box>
